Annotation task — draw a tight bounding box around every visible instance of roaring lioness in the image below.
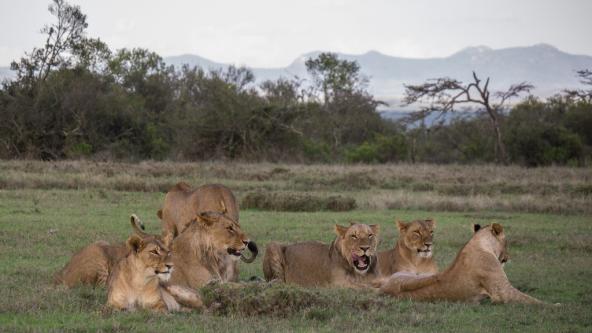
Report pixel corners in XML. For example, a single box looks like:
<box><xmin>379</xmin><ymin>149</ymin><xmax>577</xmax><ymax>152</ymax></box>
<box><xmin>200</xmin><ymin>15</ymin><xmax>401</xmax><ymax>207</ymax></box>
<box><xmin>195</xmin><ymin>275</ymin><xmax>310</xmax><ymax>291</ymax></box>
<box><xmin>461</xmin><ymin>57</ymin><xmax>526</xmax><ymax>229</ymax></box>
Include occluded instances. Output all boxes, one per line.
<box><xmin>107</xmin><ymin>232</ymin><xmax>202</xmax><ymax>312</ymax></box>
<box><xmin>263</xmin><ymin>223</ymin><xmax>379</xmax><ymax>288</ymax></box>
<box><xmin>167</xmin><ymin>211</ymin><xmax>257</xmax><ymax>289</ymax></box>
<box><xmin>377</xmin><ymin>219</ymin><xmax>438</xmax><ymax>276</ymax></box>
<box><xmin>378</xmin><ymin>223</ymin><xmax>544</xmax><ymax>304</ymax></box>
<box><xmin>159</xmin><ymin>182</ymin><xmax>239</xmax><ymax>237</ymax></box>
<box><xmin>54</xmin><ymin>215</ymin><xmax>149</xmax><ymax>288</ymax></box>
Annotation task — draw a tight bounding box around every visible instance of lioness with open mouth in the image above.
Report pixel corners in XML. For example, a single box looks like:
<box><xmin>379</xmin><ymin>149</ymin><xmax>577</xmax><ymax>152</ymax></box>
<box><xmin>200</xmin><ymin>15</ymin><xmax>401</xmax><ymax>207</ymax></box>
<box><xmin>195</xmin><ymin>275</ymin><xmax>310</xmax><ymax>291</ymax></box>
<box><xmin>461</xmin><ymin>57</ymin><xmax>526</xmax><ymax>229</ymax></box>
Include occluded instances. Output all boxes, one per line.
<box><xmin>263</xmin><ymin>223</ymin><xmax>379</xmax><ymax>288</ymax></box>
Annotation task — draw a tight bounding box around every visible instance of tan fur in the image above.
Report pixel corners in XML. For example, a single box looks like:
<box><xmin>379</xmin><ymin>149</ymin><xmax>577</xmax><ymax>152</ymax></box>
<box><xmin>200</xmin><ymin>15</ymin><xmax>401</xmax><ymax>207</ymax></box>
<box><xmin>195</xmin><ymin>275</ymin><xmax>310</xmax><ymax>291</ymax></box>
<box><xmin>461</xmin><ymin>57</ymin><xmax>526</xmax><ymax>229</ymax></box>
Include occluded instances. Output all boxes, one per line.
<box><xmin>54</xmin><ymin>215</ymin><xmax>148</xmax><ymax>288</ymax></box>
<box><xmin>159</xmin><ymin>183</ymin><xmax>245</xmax><ymax>282</ymax></box>
<box><xmin>160</xmin><ymin>183</ymin><xmax>239</xmax><ymax>237</ymax></box>
<box><xmin>107</xmin><ymin>233</ymin><xmax>202</xmax><ymax>312</ymax></box>
<box><xmin>378</xmin><ymin>223</ymin><xmax>544</xmax><ymax>304</ymax></box>
<box><xmin>54</xmin><ymin>241</ymin><xmax>127</xmax><ymax>287</ymax></box>
<box><xmin>377</xmin><ymin>219</ymin><xmax>438</xmax><ymax>276</ymax></box>
<box><xmin>262</xmin><ymin>223</ymin><xmax>379</xmax><ymax>288</ymax></box>
<box><xmin>167</xmin><ymin>211</ymin><xmax>254</xmax><ymax>289</ymax></box>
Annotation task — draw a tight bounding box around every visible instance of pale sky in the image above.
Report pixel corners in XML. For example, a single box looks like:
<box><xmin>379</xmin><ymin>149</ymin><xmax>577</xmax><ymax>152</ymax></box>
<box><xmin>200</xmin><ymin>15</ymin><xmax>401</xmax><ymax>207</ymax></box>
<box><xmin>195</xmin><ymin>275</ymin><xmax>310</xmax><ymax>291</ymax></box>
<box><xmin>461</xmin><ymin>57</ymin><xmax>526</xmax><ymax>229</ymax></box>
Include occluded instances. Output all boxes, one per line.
<box><xmin>1</xmin><ymin>0</ymin><xmax>591</xmax><ymax>67</ymax></box>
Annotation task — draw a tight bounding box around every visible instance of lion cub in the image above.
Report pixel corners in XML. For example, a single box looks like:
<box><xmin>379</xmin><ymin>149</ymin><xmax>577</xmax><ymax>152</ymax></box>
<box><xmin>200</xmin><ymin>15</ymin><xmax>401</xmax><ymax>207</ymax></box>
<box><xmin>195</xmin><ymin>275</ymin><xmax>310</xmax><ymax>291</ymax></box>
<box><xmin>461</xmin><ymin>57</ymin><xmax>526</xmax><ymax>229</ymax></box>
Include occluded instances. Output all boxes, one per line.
<box><xmin>377</xmin><ymin>219</ymin><xmax>438</xmax><ymax>276</ymax></box>
<box><xmin>263</xmin><ymin>223</ymin><xmax>379</xmax><ymax>288</ymax></box>
<box><xmin>107</xmin><ymin>231</ymin><xmax>202</xmax><ymax>312</ymax></box>
<box><xmin>378</xmin><ymin>223</ymin><xmax>544</xmax><ymax>304</ymax></box>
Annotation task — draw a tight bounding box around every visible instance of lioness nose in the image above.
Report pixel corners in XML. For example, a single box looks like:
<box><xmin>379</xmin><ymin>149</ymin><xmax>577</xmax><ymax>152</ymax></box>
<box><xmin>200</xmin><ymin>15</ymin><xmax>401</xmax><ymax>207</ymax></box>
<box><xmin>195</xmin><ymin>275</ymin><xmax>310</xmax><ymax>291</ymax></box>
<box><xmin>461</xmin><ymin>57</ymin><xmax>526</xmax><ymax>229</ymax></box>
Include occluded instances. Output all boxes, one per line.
<box><xmin>360</xmin><ymin>246</ymin><xmax>370</xmax><ymax>252</ymax></box>
<box><xmin>425</xmin><ymin>242</ymin><xmax>432</xmax><ymax>247</ymax></box>
<box><xmin>166</xmin><ymin>264</ymin><xmax>173</xmax><ymax>269</ymax></box>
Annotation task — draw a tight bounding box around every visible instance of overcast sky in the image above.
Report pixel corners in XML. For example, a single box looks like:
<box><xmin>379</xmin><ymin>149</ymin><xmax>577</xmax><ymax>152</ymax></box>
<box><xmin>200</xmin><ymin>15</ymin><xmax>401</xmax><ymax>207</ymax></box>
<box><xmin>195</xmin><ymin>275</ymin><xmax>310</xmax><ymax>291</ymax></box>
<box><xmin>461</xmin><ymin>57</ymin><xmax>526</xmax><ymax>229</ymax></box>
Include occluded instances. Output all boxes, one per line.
<box><xmin>1</xmin><ymin>0</ymin><xmax>591</xmax><ymax>67</ymax></box>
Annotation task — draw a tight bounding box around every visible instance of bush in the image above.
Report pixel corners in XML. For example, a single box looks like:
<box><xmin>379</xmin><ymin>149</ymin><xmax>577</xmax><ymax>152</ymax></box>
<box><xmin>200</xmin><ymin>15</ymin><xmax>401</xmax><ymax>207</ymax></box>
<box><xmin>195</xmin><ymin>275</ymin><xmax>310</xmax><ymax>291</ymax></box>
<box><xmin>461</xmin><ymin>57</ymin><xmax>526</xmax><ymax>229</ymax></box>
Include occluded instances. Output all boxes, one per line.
<box><xmin>241</xmin><ymin>191</ymin><xmax>357</xmax><ymax>212</ymax></box>
<box><xmin>345</xmin><ymin>134</ymin><xmax>407</xmax><ymax>163</ymax></box>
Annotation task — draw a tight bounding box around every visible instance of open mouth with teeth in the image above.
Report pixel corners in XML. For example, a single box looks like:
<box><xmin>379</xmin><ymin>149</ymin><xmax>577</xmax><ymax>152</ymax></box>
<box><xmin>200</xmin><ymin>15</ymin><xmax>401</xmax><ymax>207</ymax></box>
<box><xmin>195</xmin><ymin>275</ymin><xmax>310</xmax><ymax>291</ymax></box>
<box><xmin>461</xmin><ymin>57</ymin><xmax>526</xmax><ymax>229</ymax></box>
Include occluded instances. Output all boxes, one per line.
<box><xmin>351</xmin><ymin>253</ymin><xmax>370</xmax><ymax>271</ymax></box>
<box><xmin>227</xmin><ymin>248</ymin><xmax>243</xmax><ymax>257</ymax></box>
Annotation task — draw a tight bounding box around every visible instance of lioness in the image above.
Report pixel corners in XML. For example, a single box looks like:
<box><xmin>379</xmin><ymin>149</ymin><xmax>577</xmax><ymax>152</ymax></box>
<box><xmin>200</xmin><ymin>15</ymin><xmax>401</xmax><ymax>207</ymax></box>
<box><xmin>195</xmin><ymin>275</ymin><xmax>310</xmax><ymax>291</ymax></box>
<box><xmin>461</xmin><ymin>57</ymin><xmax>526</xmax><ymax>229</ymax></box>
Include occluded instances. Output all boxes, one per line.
<box><xmin>377</xmin><ymin>219</ymin><xmax>438</xmax><ymax>276</ymax></box>
<box><xmin>167</xmin><ymin>211</ymin><xmax>257</xmax><ymax>289</ymax></box>
<box><xmin>54</xmin><ymin>215</ymin><xmax>148</xmax><ymax>287</ymax></box>
<box><xmin>263</xmin><ymin>223</ymin><xmax>379</xmax><ymax>288</ymax></box>
<box><xmin>159</xmin><ymin>182</ymin><xmax>239</xmax><ymax>237</ymax></box>
<box><xmin>107</xmin><ymin>232</ymin><xmax>203</xmax><ymax>312</ymax></box>
<box><xmin>378</xmin><ymin>223</ymin><xmax>544</xmax><ymax>304</ymax></box>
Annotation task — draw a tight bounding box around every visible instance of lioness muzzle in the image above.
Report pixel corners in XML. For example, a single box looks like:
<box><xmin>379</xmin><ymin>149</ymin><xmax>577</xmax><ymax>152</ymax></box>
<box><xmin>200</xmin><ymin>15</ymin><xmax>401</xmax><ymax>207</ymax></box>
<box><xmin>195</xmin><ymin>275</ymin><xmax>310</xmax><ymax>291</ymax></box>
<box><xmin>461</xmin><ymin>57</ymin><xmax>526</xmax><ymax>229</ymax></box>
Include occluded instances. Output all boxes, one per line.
<box><xmin>240</xmin><ymin>241</ymin><xmax>258</xmax><ymax>263</ymax></box>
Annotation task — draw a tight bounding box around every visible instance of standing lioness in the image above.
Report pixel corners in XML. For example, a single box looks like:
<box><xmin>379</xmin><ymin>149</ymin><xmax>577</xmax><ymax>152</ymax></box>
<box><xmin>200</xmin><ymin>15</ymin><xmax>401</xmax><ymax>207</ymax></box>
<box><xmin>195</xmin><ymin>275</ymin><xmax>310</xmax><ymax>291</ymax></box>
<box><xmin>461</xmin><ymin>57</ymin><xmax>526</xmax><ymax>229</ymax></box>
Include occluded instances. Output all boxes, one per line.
<box><xmin>263</xmin><ymin>223</ymin><xmax>379</xmax><ymax>288</ymax></box>
<box><xmin>159</xmin><ymin>182</ymin><xmax>239</xmax><ymax>237</ymax></box>
<box><xmin>378</xmin><ymin>223</ymin><xmax>544</xmax><ymax>304</ymax></box>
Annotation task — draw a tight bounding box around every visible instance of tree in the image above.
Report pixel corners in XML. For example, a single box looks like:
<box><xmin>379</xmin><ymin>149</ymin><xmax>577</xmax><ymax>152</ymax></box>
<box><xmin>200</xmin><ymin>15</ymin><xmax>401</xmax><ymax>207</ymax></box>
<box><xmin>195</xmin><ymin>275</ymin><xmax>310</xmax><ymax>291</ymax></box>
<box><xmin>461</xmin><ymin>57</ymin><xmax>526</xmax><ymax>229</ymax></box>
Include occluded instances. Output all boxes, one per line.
<box><xmin>305</xmin><ymin>52</ymin><xmax>367</xmax><ymax>106</ymax></box>
<box><xmin>564</xmin><ymin>69</ymin><xmax>592</xmax><ymax>103</ymax></box>
<box><xmin>10</xmin><ymin>0</ymin><xmax>89</xmax><ymax>85</ymax></box>
<box><xmin>403</xmin><ymin>72</ymin><xmax>532</xmax><ymax>164</ymax></box>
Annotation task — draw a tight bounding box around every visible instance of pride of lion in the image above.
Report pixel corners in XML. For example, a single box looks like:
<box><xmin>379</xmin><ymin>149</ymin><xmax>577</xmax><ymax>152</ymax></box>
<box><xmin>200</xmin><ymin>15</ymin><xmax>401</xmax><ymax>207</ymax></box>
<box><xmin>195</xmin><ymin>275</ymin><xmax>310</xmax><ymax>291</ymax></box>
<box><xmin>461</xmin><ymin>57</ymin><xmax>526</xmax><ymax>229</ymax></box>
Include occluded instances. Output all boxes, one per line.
<box><xmin>55</xmin><ymin>182</ymin><xmax>548</xmax><ymax>312</ymax></box>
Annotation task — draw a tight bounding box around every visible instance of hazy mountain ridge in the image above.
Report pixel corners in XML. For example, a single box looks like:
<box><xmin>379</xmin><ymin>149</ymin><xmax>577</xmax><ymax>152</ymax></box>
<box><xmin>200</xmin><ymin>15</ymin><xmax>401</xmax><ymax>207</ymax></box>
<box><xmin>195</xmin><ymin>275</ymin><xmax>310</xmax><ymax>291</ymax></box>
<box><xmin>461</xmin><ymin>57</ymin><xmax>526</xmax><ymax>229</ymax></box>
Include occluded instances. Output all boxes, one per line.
<box><xmin>2</xmin><ymin>44</ymin><xmax>591</xmax><ymax>103</ymax></box>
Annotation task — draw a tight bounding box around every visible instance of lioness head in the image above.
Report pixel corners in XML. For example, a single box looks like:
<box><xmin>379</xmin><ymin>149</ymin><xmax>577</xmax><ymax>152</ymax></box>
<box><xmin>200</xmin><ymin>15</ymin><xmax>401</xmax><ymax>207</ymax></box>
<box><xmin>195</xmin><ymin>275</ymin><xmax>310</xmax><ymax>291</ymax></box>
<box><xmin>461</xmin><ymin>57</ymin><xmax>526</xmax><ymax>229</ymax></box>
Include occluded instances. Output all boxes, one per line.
<box><xmin>194</xmin><ymin>211</ymin><xmax>258</xmax><ymax>263</ymax></box>
<box><xmin>473</xmin><ymin>223</ymin><xmax>509</xmax><ymax>265</ymax></box>
<box><xmin>334</xmin><ymin>223</ymin><xmax>379</xmax><ymax>274</ymax></box>
<box><xmin>397</xmin><ymin>219</ymin><xmax>436</xmax><ymax>258</ymax></box>
<box><xmin>127</xmin><ymin>233</ymin><xmax>174</xmax><ymax>282</ymax></box>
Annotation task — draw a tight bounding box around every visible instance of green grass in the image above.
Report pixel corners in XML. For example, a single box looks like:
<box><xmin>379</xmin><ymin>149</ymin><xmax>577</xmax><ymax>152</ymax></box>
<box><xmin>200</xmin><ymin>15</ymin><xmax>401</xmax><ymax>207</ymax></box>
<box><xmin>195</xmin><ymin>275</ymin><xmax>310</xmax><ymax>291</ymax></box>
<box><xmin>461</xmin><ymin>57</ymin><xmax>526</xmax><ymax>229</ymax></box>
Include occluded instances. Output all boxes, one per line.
<box><xmin>0</xmin><ymin>187</ymin><xmax>591</xmax><ymax>332</ymax></box>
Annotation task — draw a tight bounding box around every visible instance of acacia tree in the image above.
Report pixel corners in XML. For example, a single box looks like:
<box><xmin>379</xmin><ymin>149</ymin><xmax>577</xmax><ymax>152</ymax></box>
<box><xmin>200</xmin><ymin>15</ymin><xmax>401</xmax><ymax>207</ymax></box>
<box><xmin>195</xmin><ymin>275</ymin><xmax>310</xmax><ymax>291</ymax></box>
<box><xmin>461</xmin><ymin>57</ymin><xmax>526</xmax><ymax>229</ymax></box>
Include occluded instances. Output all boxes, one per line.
<box><xmin>564</xmin><ymin>69</ymin><xmax>592</xmax><ymax>103</ymax></box>
<box><xmin>403</xmin><ymin>72</ymin><xmax>533</xmax><ymax>164</ymax></box>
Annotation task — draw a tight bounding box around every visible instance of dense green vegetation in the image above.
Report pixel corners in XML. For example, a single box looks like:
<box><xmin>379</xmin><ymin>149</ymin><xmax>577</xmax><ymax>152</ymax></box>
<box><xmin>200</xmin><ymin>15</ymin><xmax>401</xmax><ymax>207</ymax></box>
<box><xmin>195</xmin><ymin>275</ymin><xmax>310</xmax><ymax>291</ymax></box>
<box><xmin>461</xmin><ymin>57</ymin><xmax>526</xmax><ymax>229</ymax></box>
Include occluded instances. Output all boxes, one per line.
<box><xmin>1</xmin><ymin>0</ymin><xmax>591</xmax><ymax>165</ymax></box>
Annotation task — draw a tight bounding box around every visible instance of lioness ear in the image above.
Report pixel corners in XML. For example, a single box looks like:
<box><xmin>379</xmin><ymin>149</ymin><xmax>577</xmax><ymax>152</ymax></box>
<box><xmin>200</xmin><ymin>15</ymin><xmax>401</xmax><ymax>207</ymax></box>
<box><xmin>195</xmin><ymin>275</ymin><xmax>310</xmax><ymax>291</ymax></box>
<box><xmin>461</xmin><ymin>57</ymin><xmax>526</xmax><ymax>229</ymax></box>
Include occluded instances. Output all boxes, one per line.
<box><xmin>127</xmin><ymin>234</ymin><xmax>143</xmax><ymax>253</ymax></box>
<box><xmin>425</xmin><ymin>219</ymin><xmax>436</xmax><ymax>229</ymax></box>
<box><xmin>473</xmin><ymin>224</ymin><xmax>481</xmax><ymax>233</ymax></box>
<box><xmin>162</xmin><ymin>231</ymin><xmax>174</xmax><ymax>248</ymax></box>
<box><xmin>396</xmin><ymin>220</ymin><xmax>409</xmax><ymax>232</ymax></box>
<box><xmin>491</xmin><ymin>223</ymin><xmax>504</xmax><ymax>236</ymax></box>
<box><xmin>196</xmin><ymin>212</ymin><xmax>216</xmax><ymax>226</ymax></box>
<box><xmin>369</xmin><ymin>224</ymin><xmax>379</xmax><ymax>235</ymax></box>
<box><xmin>220</xmin><ymin>200</ymin><xmax>227</xmax><ymax>214</ymax></box>
<box><xmin>334</xmin><ymin>224</ymin><xmax>348</xmax><ymax>238</ymax></box>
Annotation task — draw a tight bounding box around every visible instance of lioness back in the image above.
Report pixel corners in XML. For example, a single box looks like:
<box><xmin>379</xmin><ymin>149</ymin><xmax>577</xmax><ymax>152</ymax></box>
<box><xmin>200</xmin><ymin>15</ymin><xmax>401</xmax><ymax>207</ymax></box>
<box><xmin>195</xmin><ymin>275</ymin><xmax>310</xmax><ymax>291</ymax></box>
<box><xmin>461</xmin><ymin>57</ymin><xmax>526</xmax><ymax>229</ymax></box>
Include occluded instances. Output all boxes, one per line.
<box><xmin>54</xmin><ymin>241</ymin><xmax>127</xmax><ymax>288</ymax></box>
<box><xmin>282</xmin><ymin>242</ymin><xmax>333</xmax><ymax>286</ymax></box>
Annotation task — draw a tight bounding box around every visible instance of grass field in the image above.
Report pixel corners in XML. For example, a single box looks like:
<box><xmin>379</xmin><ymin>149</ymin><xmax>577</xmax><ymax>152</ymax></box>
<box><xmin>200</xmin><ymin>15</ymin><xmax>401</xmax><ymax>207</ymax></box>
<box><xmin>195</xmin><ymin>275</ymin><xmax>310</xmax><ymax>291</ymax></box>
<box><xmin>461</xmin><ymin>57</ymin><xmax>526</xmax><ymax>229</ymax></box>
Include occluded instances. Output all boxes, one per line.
<box><xmin>0</xmin><ymin>161</ymin><xmax>591</xmax><ymax>332</ymax></box>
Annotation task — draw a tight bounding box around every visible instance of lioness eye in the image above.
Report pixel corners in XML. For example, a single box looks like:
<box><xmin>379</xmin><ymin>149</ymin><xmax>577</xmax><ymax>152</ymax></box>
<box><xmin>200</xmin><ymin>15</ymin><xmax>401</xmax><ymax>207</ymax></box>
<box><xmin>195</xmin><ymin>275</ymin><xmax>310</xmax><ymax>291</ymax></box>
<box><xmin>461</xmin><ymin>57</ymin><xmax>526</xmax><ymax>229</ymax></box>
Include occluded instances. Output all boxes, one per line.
<box><xmin>150</xmin><ymin>249</ymin><xmax>159</xmax><ymax>255</ymax></box>
<box><xmin>226</xmin><ymin>226</ymin><xmax>234</xmax><ymax>233</ymax></box>
<box><xmin>369</xmin><ymin>234</ymin><xmax>374</xmax><ymax>239</ymax></box>
<box><xmin>351</xmin><ymin>235</ymin><xmax>358</xmax><ymax>239</ymax></box>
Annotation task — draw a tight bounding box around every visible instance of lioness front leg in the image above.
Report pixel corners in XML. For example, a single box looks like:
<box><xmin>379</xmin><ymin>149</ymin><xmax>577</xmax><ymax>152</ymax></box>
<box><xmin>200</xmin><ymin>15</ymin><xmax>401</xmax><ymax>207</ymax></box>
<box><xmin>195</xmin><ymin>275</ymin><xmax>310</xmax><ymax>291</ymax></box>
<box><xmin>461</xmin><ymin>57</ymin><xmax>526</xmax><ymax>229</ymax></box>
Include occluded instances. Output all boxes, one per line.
<box><xmin>483</xmin><ymin>268</ymin><xmax>544</xmax><ymax>304</ymax></box>
<box><xmin>164</xmin><ymin>285</ymin><xmax>204</xmax><ymax>310</ymax></box>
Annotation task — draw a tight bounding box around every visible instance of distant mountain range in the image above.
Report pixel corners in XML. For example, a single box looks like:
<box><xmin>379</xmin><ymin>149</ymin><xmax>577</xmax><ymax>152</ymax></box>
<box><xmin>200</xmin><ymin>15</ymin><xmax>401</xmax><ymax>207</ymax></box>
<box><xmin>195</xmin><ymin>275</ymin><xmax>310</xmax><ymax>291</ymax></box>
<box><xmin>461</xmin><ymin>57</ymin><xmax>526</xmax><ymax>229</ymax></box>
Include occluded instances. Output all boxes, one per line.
<box><xmin>2</xmin><ymin>44</ymin><xmax>591</xmax><ymax>109</ymax></box>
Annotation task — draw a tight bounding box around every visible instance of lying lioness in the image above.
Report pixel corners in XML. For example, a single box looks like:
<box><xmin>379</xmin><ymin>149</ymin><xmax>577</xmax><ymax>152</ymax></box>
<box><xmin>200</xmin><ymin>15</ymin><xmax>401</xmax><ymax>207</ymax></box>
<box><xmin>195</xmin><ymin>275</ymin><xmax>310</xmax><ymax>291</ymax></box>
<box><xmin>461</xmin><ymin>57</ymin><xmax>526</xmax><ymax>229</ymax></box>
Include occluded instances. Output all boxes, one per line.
<box><xmin>107</xmin><ymin>232</ymin><xmax>203</xmax><ymax>312</ymax></box>
<box><xmin>167</xmin><ymin>211</ymin><xmax>257</xmax><ymax>289</ymax></box>
<box><xmin>377</xmin><ymin>219</ymin><xmax>438</xmax><ymax>276</ymax></box>
<box><xmin>54</xmin><ymin>215</ymin><xmax>149</xmax><ymax>287</ymax></box>
<box><xmin>378</xmin><ymin>223</ymin><xmax>544</xmax><ymax>304</ymax></box>
<box><xmin>263</xmin><ymin>223</ymin><xmax>379</xmax><ymax>288</ymax></box>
